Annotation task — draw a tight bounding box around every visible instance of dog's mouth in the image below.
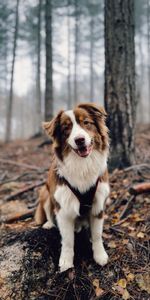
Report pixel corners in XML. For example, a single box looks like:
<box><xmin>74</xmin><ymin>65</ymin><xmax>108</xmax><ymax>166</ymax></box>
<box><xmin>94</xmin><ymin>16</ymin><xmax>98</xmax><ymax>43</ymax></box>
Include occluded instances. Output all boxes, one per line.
<box><xmin>73</xmin><ymin>144</ymin><xmax>93</xmax><ymax>158</ymax></box>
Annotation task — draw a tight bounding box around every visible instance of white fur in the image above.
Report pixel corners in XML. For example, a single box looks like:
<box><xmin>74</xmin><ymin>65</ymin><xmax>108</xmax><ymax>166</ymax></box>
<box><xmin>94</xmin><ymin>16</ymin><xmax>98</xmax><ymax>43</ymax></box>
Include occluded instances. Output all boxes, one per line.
<box><xmin>65</xmin><ymin>110</ymin><xmax>91</xmax><ymax>149</ymax></box>
<box><xmin>53</xmin><ymin>109</ymin><xmax>109</xmax><ymax>271</ymax></box>
<box><xmin>43</xmin><ymin>198</ymin><xmax>54</xmax><ymax>229</ymax></box>
<box><xmin>92</xmin><ymin>182</ymin><xmax>110</xmax><ymax>216</ymax></box>
<box><xmin>90</xmin><ymin>216</ymin><xmax>108</xmax><ymax>266</ymax></box>
<box><xmin>57</xmin><ymin>149</ymin><xmax>108</xmax><ymax>193</ymax></box>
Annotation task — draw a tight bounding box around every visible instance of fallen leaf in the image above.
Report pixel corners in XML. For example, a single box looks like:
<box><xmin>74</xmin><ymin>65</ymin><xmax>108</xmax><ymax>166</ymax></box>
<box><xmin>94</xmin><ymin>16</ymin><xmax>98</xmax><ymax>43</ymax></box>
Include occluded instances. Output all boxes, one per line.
<box><xmin>126</xmin><ymin>273</ymin><xmax>135</xmax><ymax>282</ymax></box>
<box><xmin>128</xmin><ymin>231</ymin><xmax>136</xmax><ymax>237</ymax></box>
<box><xmin>137</xmin><ymin>232</ymin><xmax>144</xmax><ymax>238</ymax></box>
<box><xmin>135</xmin><ymin>273</ymin><xmax>150</xmax><ymax>293</ymax></box>
<box><xmin>114</xmin><ymin>285</ymin><xmax>124</xmax><ymax>295</ymax></box>
<box><xmin>122</xmin><ymin>239</ymin><xmax>129</xmax><ymax>245</ymax></box>
<box><xmin>122</xmin><ymin>289</ymin><xmax>130</xmax><ymax>300</ymax></box>
<box><xmin>117</xmin><ymin>278</ymin><xmax>127</xmax><ymax>288</ymax></box>
<box><xmin>108</xmin><ymin>241</ymin><xmax>117</xmax><ymax>248</ymax></box>
<box><xmin>92</xmin><ymin>279</ymin><xmax>104</xmax><ymax>297</ymax></box>
<box><xmin>93</xmin><ymin>278</ymin><xmax>99</xmax><ymax>289</ymax></box>
<box><xmin>121</xmin><ymin>222</ymin><xmax>130</xmax><ymax>227</ymax></box>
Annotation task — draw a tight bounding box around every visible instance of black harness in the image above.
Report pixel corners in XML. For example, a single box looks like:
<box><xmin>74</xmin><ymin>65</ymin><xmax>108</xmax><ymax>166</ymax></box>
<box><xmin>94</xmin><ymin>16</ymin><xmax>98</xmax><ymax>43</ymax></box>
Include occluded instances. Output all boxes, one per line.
<box><xmin>59</xmin><ymin>176</ymin><xmax>100</xmax><ymax>216</ymax></box>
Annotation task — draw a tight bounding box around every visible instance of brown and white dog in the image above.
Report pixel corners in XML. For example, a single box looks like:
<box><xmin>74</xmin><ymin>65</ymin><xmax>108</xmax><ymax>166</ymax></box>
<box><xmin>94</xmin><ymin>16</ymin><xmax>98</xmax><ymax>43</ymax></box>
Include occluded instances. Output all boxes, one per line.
<box><xmin>35</xmin><ymin>103</ymin><xmax>110</xmax><ymax>272</ymax></box>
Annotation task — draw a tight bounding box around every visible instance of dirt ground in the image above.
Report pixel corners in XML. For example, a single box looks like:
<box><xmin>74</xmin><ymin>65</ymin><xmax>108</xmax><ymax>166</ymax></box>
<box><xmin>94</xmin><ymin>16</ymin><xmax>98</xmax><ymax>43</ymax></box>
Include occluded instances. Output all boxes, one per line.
<box><xmin>0</xmin><ymin>125</ymin><xmax>150</xmax><ymax>300</ymax></box>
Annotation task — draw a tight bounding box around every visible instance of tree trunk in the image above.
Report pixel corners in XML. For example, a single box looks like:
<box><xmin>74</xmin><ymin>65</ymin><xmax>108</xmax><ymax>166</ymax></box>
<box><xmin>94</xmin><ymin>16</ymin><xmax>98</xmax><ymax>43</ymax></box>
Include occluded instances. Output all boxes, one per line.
<box><xmin>74</xmin><ymin>0</ymin><xmax>79</xmax><ymax>105</ymax></box>
<box><xmin>147</xmin><ymin>0</ymin><xmax>150</xmax><ymax>121</ymax></box>
<box><xmin>67</xmin><ymin>0</ymin><xmax>72</xmax><ymax>109</ymax></box>
<box><xmin>36</xmin><ymin>0</ymin><xmax>42</xmax><ymax>132</ymax></box>
<box><xmin>104</xmin><ymin>0</ymin><xmax>136</xmax><ymax>169</ymax></box>
<box><xmin>5</xmin><ymin>0</ymin><xmax>20</xmax><ymax>142</ymax></box>
<box><xmin>90</xmin><ymin>15</ymin><xmax>94</xmax><ymax>102</ymax></box>
<box><xmin>45</xmin><ymin>0</ymin><xmax>53</xmax><ymax>121</ymax></box>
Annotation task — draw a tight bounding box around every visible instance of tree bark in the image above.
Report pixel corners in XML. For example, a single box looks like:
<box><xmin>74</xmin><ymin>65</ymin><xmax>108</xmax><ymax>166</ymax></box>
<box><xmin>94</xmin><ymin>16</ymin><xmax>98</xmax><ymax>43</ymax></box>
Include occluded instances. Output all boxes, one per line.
<box><xmin>90</xmin><ymin>14</ymin><xmax>94</xmax><ymax>102</ymax></box>
<box><xmin>74</xmin><ymin>0</ymin><xmax>79</xmax><ymax>105</ymax></box>
<box><xmin>36</xmin><ymin>0</ymin><xmax>42</xmax><ymax>132</ymax></box>
<box><xmin>147</xmin><ymin>0</ymin><xmax>150</xmax><ymax>121</ymax></box>
<box><xmin>5</xmin><ymin>0</ymin><xmax>20</xmax><ymax>141</ymax></box>
<box><xmin>45</xmin><ymin>0</ymin><xmax>53</xmax><ymax>121</ymax></box>
<box><xmin>67</xmin><ymin>0</ymin><xmax>72</xmax><ymax>109</ymax></box>
<box><xmin>104</xmin><ymin>0</ymin><xmax>136</xmax><ymax>168</ymax></box>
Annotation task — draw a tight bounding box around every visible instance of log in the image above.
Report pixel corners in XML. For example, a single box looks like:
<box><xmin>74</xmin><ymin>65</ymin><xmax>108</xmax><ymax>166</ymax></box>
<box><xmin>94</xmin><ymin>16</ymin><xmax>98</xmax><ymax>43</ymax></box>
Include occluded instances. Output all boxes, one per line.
<box><xmin>129</xmin><ymin>182</ymin><xmax>150</xmax><ymax>195</ymax></box>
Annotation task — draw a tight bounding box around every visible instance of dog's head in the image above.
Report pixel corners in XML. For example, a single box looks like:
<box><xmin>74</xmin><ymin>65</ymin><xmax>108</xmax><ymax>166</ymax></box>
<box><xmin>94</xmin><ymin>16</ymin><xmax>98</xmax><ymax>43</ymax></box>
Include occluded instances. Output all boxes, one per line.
<box><xmin>43</xmin><ymin>103</ymin><xmax>109</xmax><ymax>160</ymax></box>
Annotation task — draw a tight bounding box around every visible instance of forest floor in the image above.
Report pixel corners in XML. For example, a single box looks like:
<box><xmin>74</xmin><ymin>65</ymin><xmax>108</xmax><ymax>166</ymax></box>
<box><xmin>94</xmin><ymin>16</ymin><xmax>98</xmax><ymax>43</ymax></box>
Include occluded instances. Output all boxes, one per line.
<box><xmin>0</xmin><ymin>125</ymin><xmax>150</xmax><ymax>300</ymax></box>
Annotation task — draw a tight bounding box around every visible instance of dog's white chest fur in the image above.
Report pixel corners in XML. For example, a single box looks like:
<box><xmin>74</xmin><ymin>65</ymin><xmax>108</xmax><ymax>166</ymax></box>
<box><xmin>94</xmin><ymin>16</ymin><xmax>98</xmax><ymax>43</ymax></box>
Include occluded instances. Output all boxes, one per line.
<box><xmin>57</xmin><ymin>149</ymin><xmax>108</xmax><ymax>193</ymax></box>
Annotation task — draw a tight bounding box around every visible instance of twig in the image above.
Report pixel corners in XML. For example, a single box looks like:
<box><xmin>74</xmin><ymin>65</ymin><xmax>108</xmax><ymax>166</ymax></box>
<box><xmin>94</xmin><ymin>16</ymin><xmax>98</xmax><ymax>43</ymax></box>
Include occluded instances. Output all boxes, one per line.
<box><xmin>0</xmin><ymin>158</ymin><xmax>43</xmax><ymax>171</ymax></box>
<box><xmin>111</xmin><ymin>215</ymin><xmax>131</xmax><ymax>227</ymax></box>
<box><xmin>119</xmin><ymin>195</ymin><xmax>135</xmax><ymax>220</ymax></box>
<box><xmin>5</xmin><ymin>180</ymin><xmax>46</xmax><ymax>201</ymax></box>
<box><xmin>124</xmin><ymin>163</ymin><xmax>150</xmax><ymax>172</ymax></box>
<box><xmin>0</xmin><ymin>173</ymin><xmax>28</xmax><ymax>185</ymax></box>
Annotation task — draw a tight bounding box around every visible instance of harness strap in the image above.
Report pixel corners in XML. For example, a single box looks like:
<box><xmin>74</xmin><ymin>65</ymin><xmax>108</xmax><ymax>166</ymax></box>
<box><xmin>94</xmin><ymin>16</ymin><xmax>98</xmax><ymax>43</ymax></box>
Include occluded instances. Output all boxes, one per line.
<box><xmin>59</xmin><ymin>176</ymin><xmax>100</xmax><ymax>216</ymax></box>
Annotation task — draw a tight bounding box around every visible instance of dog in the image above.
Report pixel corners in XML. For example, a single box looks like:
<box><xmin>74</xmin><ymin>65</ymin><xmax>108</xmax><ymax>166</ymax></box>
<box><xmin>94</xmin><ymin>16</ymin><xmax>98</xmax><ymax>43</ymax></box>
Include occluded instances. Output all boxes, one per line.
<box><xmin>35</xmin><ymin>103</ymin><xmax>110</xmax><ymax>272</ymax></box>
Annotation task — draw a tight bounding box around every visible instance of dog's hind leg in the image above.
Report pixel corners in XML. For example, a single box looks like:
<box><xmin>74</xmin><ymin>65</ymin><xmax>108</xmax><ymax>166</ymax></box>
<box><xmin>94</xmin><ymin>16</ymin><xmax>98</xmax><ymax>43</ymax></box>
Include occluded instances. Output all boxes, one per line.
<box><xmin>35</xmin><ymin>185</ymin><xmax>54</xmax><ymax>229</ymax></box>
<box><xmin>42</xmin><ymin>197</ymin><xmax>54</xmax><ymax>229</ymax></box>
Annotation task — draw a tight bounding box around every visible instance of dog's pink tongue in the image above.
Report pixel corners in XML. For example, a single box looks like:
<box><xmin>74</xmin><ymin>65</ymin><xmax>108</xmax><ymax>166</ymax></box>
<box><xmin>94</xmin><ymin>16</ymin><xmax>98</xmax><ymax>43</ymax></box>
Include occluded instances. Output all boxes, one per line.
<box><xmin>78</xmin><ymin>146</ymin><xmax>91</xmax><ymax>157</ymax></box>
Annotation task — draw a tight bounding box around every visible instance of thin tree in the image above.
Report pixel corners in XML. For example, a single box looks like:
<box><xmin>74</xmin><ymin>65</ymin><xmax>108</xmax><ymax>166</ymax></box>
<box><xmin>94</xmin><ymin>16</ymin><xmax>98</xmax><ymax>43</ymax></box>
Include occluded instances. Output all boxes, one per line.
<box><xmin>104</xmin><ymin>0</ymin><xmax>136</xmax><ymax>168</ymax></box>
<box><xmin>5</xmin><ymin>0</ymin><xmax>20</xmax><ymax>141</ymax></box>
<box><xmin>67</xmin><ymin>0</ymin><xmax>72</xmax><ymax>109</ymax></box>
<box><xmin>74</xmin><ymin>0</ymin><xmax>79</xmax><ymax>105</ymax></box>
<box><xmin>36</xmin><ymin>0</ymin><xmax>42</xmax><ymax>132</ymax></box>
<box><xmin>89</xmin><ymin>11</ymin><xmax>94</xmax><ymax>102</ymax></box>
<box><xmin>45</xmin><ymin>0</ymin><xmax>53</xmax><ymax>121</ymax></box>
<box><xmin>147</xmin><ymin>0</ymin><xmax>150</xmax><ymax>120</ymax></box>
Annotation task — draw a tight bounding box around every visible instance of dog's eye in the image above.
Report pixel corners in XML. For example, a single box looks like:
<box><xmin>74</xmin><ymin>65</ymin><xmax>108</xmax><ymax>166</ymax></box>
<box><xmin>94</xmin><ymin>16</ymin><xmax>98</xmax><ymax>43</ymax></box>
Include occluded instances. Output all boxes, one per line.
<box><xmin>83</xmin><ymin>120</ymin><xmax>90</xmax><ymax>125</ymax></box>
<box><xmin>83</xmin><ymin>120</ymin><xmax>94</xmax><ymax>126</ymax></box>
<box><xmin>62</xmin><ymin>123</ymin><xmax>71</xmax><ymax>132</ymax></box>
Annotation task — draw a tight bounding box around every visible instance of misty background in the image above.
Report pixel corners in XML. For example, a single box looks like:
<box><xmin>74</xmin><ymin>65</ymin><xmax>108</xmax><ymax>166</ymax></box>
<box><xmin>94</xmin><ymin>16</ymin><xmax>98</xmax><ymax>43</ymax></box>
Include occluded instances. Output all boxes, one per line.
<box><xmin>0</xmin><ymin>0</ymin><xmax>150</xmax><ymax>140</ymax></box>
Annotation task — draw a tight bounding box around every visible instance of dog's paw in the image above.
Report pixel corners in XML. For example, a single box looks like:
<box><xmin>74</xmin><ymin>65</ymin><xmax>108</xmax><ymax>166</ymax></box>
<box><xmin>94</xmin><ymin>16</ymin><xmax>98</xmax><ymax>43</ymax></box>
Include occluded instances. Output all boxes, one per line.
<box><xmin>42</xmin><ymin>221</ymin><xmax>54</xmax><ymax>229</ymax></box>
<box><xmin>94</xmin><ymin>250</ymin><xmax>108</xmax><ymax>266</ymax></box>
<box><xmin>59</xmin><ymin>256</ymin><xmax>74</xmax><ymax>273</ymax></box>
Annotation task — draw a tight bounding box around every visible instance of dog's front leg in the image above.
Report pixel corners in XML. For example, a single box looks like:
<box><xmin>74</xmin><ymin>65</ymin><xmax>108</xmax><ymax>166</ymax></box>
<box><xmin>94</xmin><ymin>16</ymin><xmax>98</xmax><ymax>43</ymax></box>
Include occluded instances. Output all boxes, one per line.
<box><xmin>57</xmin><ymin>210</ymin><xmax>75</xmax><ymax>272</ymax></box>
<box><xmin>90</xmin><ymin>182</ymin><xmax>109</xmax><ymax>266</ymax></box>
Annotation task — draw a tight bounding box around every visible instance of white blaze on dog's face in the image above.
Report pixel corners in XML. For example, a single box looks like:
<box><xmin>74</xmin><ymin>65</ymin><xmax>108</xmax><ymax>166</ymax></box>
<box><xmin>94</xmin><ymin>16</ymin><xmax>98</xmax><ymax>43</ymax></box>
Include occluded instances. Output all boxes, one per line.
<box><xmin>64</xmin><ymin>110</ymin><xmax>92</xmax><ymax>157</ymax></box>
<box><xmin>43</xmin><ymin>103</ymin><xmax>109</xmax><ymax>160</ymax></box>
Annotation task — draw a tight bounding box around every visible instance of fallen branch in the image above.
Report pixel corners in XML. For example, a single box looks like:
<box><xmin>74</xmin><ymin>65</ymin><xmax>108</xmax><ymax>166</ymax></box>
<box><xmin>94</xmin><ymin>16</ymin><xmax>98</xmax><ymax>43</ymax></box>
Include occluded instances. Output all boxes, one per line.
<box><xmin>129</xmin><ymin>182</ymin><xmax>150</xmax><ymax>195</ymax></box>
<box><xmin>0</xmin><ymin>158</ymin><xmax>43</xmax><ymax>171</ymax></box>
<box><xmin>2</xmin><ymin>210</ymin><xmax>35</xmax><ymax>223</ymax></box>
<box><xmin>124</xmin><ymin>163</ymin><xmax>150</xmax><ymax>172</ymax></box>
<box><xmin>111</xmin><ymin>215</ymin><xmax>131</xmax><ymax>227</ymax></box>
<box><xmin>119</xmin><ymin>195</ymin><xmax>135</xmax><ymax>220</ymax></box>
<box><xmin>5</xmin><ymin>180</ymin><xmax>46</xmax><ymax>201</ymax></box>
<box><xmin>0</xmin><ymin>173</ymin><xmax>28</xmax><ymax>186</ymax></box>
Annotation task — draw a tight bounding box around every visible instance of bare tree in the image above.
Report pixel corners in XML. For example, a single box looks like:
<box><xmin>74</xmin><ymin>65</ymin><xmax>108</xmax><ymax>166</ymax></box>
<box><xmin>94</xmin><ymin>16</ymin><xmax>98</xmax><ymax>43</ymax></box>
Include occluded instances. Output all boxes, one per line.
<box><xmin>74</xmin><ymin>0</ymin><xmax>79</xmax><ymax>105</ymax></box>
<box><xmin>67</xmin><ymin>0</ymin><xmax>72</xmax><ymax>109</ymax></box>
<box><xmin>90</xmin><ymin>13</ymin><xmax>94</xmax><ymax>102</ymax></box>
<box><xmin>45</xmin><ymin>0</ymin><xmax>53</xmax><ymax>121</ymax></box>
<box><xmin>147</xmin><ymin>0</ymin><xmax>150</xmax><ymax>120</ymax></box>
<box><xmin>36</xmin><ymin>0</ymin><xmax>42</xmax><ymax>132</ymax></box>
<box><xmin>104</xmin><ymin>0</ymin><xmax>136</xmax><ymax>168</ymax></box>
<box><xmin>5</xmin><ymin>0</ymin><xmax>20</xmax><ymax>141</ymax></box>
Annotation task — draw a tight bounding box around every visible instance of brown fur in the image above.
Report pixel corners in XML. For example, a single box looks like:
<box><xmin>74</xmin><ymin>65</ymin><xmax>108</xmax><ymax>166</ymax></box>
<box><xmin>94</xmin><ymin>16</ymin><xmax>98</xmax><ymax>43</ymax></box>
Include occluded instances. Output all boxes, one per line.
<box><xmin>35</xmin><ymin>103</ymin><xmax>109</xmax><ymax>226</ymax></box>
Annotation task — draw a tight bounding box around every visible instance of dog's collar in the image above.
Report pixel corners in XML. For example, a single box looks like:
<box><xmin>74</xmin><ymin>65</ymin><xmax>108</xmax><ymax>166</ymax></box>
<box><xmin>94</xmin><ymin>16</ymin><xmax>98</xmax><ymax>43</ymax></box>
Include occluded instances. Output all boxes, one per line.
<box><xmin>58</xmin><ymin>175</ymin><xmax>100</xmax><ymax>216</ymax></box>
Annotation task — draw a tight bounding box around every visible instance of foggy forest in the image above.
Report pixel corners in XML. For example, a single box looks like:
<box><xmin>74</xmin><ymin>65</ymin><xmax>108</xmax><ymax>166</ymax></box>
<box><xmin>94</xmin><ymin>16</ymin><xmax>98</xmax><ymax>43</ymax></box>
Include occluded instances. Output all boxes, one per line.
<box><xmin>0</xmin><ymin>1</ymin><xmax>150</xmax><ymax>300</ymax></box>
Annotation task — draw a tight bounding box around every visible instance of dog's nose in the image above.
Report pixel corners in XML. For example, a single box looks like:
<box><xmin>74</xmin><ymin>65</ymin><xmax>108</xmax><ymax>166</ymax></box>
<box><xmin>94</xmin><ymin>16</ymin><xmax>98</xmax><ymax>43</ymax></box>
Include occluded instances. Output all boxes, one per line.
<box><xmin>75</xmin><ymin>136</ymin><xmax>85</xmax><ymax>146</ymax></box>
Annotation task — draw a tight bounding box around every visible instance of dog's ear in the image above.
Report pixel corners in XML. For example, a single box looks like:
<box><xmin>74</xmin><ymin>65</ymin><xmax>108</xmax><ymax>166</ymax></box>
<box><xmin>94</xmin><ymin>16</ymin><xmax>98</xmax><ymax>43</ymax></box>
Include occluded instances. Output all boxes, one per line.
<box><xmin>78</xmin><ymin>103</ymin><xmax>107</xmax><ymax>120</ymax></box>
<box><xmin>42</xmin><ymin>110</ymin><xmax>64</xmax><ymax>138</ymax></box>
